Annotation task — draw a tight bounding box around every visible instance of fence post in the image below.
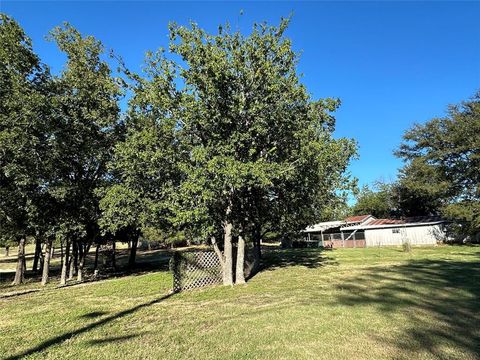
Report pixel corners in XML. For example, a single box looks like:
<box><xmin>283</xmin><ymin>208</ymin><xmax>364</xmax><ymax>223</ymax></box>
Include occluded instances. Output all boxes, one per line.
<box><xmin>170</xmin><ymin>252</ymin><xmax>181</xmax><ymax>293</ymax></box>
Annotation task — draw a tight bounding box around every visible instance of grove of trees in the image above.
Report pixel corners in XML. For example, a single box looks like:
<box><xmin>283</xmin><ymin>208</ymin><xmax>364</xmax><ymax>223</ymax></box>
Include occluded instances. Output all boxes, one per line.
<box><xmin>0</xmin><ymin>14</ymin><xmax>357</xmax><ymax>286</ymax></box>
<box><xmin>352</xmin><ymin>93</ymin><xmax>480</xmax><ymax>241</ymax></box>
<box><xmin>397</xmin><ymin>92</ymin><xmax>480</xmax><ymax>238</ymax></box>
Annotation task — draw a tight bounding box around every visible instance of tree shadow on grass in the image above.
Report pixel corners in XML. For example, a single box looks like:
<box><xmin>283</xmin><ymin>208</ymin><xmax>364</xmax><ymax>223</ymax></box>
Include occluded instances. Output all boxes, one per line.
<box><xmin>333</xmin><ymin>258</ymin><xmax>480</xmax><ymax>359</ymax></box>
<box><xmin>0</xmin><ymin>266</ymin><xmax>63</xmax><ymax>292</ymax></box>
<box><xmin>79</xmin><ymin>311</ymin><xmax>109</xmax><ymax>319</ymax></box>
<box><xmin>87</xmin><ymin>333</ymin><xmax>145</xmax><ymax>345</ymax></box>
<box><xmin>0</xmin><ymin>253</ymin><xmax>36</xmax><ymax>264</ymax></box>
<box><xmin>0</xmin><ymin>288</ymin><xmax>41</xmax><ymax>299</ymax></box>
<box><xmin>5</xmin><ymin>292</ymin><xmax>174</xmax><ymax>360</ymax></box>
<box><xmin>260</xmin><ymin>247</ymin><xmax>339</xmax><ymax>271</ymax></box>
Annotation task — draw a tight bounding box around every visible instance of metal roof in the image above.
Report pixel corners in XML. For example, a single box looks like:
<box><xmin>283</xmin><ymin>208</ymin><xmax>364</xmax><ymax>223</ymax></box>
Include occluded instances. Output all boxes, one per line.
<box><xmin>366</xmin><ymin>219</ymin><xmax>406</xmax><ymax>226</ymax></box>
<box><xmin>344</xmin><ymin>214</ymin><xmax>373</xmax><ymax>223</ymax></box>
<box><xmin>342</xmin><ymin>216</ymin><xmax>445</xmax><ymax>230</ymax></box>
<box><xmin>305</xmin><ymin>220</ymin><xmax>344</xmax><ymax>233</ymax></box>
<box><xmin>306</xmin><ymin>214</ymin><xmax>445</xmax><ymax>233</ymax></box>
<box><xmin>305</xmin><ymin>214</ymin><xmax>375</xmax><ymax>233</ymax></box>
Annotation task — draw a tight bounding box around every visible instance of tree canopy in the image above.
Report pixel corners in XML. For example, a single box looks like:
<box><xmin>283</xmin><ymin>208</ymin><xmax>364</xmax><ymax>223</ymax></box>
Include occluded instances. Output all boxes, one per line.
<box><xmin>351</xmin><ymin>182</ymin><xmax>397</xmax><ymax>219</ymax></box>
<box><xmin>0</xmin><ymin>14</ymin><xmax>53</xmax><ymax>284</ymax></box>
<box><xmin>396</xmin><ymin>92</ymin><xmax>480</xmax><ymax>237</ymax></box>
<box><xmin>1</xmin><ymin>14</ymin><xmax>357</xmax><ymax>286</ymax></box>
<box><xmin>165</xmin><ymin>18</ymin><xmax>357</xmax><ymax>283</ymax></box>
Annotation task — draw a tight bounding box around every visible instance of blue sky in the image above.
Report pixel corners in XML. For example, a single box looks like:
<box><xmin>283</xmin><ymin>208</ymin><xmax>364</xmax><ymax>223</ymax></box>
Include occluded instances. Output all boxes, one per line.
<box><xmin>2</xmin><ymin>1</ymin><xmax>480</xmax><ymax>190</ymax></box>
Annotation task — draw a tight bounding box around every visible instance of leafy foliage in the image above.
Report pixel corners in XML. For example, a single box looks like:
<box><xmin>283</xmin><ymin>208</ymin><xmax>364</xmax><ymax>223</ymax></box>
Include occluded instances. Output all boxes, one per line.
<box><xmin>98</xmin><ymin>51</ymin><xmax>181</xmax><ymax>237</ymax></box>
<box><xmin>351</xmin><ymin>182</ymin><xmax>397</xmax><ymax>218</ymax></box>
<box><xmin>46</xmin><ymin>23</ymin><xmax>123</xmax><ymax>242</ymax></box>
<box><xmin>396</xmin><ymin>92</ymin><xmax>480</xmax><ymax>236</ymax></box>
<box><xmin>1</xmin><ymin>14</ymin><xmax>358</xmax><ymax>285</ymax></box>
<box><xmin>0</xmin><ymin>14</ymin><xmax>51</xmax><ymax>244</ymax></box>
<box><xmin>168</xmin><ymin>18</ymin><xmax>357</xmax><ymax>240</ymax></box>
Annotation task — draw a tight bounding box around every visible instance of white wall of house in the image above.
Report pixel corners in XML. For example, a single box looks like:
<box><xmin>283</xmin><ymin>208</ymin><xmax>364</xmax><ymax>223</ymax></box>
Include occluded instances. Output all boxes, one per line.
<box><xmin>365</xmin><ymin>224</ymin><xmax>444</xmax><ymax>247</ymax></box>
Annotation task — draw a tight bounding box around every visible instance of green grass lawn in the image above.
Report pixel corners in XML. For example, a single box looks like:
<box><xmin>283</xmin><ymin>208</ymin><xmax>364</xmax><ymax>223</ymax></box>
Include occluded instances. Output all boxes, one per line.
<box><xmin>0</xmin><ymin>243</ymin><xmax>171</xmax><ymax>293</ymax></box>
<box><xmin>0</xmin><ymin>245</ymin><xmax>479</xmax><ymax>359</ymax></box>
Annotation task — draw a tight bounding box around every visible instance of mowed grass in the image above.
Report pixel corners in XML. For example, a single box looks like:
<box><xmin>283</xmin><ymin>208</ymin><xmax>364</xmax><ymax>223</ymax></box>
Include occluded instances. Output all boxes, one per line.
<box><xmin>0</xmin><ymin>243</ymin><xmax>171</xmax><ymax>293</ymax></box>
<box><xmin>0</xmin><ymin>245</ymin><xmax>479</xmax><ymax>360</ymax></box>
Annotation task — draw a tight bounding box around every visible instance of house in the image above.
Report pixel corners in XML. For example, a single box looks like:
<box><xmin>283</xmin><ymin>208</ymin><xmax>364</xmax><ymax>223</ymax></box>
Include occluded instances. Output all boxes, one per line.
<box><xmin>303</xmin><ymin>215</ymin><xmax>446</xmax><ymax>248</ymax></box>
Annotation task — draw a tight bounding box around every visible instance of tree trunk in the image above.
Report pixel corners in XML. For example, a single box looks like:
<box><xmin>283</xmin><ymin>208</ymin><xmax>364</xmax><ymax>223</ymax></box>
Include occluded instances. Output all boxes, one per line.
<box><xmin>51</xmin><ymin>245</ymin><xmax>54</xmax><ymax>258</ymax></box>
<box><xmin>41</xmin><ymin>238</ymin><xmax>53</xmax><ymax>286</ymax></box>
<box><xmin>77</xmin><ymin>243</ymin><xmax>85</xmax><ymax>282</ymax></box>
<box><xmin>128</xmin><ymin>235</ymin><xmax>138</xmax><ymax>268</ymax></box>
<box><xmin>74</xmin><ymin>242</ymin><xmax>79</xmax><ymax>273</ymax></box>
<box><xmin>12</xmin><ymin>237</ymin><xmax>26</xmax><ymax>285</ymax></box>
<box><xmin>68</xmin><ymin>255</ymin><xmax>74</xmax><ymax>280</ymax></box>
<box><xmin>93</xmin><ymin>244</ymin><xmax>100</xmax><ymax>279</ymax></box>
<box><xmin>253</xmin><ymin>237</ymin><xmax>261</xmax><ymax>271</ymax></box>
<box><xmin>93</xmin><ymin>244</ymin><xmax>100</xmax><ymax>270</ymax></box>
<box><xmin>249</xmin><ymin>225</ymin><xmax>262</xmax><ymax>274</ymax></box>
<box><xmin>112</xmin><ymin>241</ymin><xmax>116</xmax><ymax>270</ymax></box>
<box><xmin>223</xmin><ymin>221</ymin><xmax>234</xmax><ymax>285</ymax></box>
<box><xmin>68</xmin><ymin>241</ymin><xmax>78</xmax><ymax>280</ymax></box>
<box><xmin>235</xmin><ymin>235</ymin><xmax>246</xmax><ymax>284</ymax></box>
<box><xmin>39</xmin><ymin>245</ymin><xmax>45</xmax><ymax>274</ymax></box>
<box><xmin>60</xmin><ymin>238</ymin><xmax>70</xmax><ymax>285</ymax></box>
<box><xmin>32</xmin><ymin>237</ymin><xmax>42</xmax><ymax>272</ymax></box>
<box><xmin>60</xmin><ymin>240</ymin><xmax>64</xmax><ymax>268</ymax></box>
<box><xmin>212</xmin><ymin>237</ymin><xmax>224</xmax><ymax>268</ymax></box>
<box><xmin>5</xmin><ymin>246</ymin><xmax>9</xmax><ymax>257</ymax></box>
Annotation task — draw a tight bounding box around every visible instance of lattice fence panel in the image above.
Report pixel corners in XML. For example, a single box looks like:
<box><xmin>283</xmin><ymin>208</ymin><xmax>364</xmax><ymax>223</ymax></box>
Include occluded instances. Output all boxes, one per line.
<box><xmin>170</xmin><ymin>250</ymin><xmax>222</xmax><ymax>292</ymax></box>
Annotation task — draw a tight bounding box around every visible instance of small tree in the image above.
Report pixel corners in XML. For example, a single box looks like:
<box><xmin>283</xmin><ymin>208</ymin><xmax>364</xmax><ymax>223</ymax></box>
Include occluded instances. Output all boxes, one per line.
<box><xmin>351</xmin><ymin>182</ymin><xmax>397</xmax><ymax>218</ymax></box>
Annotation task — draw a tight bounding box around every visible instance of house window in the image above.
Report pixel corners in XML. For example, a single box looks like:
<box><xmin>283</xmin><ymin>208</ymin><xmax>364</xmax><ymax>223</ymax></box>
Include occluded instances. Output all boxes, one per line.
<box><xmin>392</xmin><ymin>229</ymin><xmax>400</xmax><ymax>234</ymax></box>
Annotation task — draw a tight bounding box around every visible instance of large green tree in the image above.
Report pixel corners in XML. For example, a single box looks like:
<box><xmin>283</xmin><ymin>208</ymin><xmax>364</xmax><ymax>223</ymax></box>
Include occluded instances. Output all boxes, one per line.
<box><xmin>99</xmin><ymin>51</ymin><xmax>182</xmax><ymax>268</ymax></box>
<box><xmin>0</xmin><ymin>14</ymin><xmax>52</xmax><ymax>285</ymax></box>
<box><xmin>47</xmin><ymin>23</ymin><xmax>122</xmax><ymax>284</ymax></box>
<box><xmin>393</xmin><ymin>161</ymin><xmax>445</xmax><ymax>218</ymax></box>
<box><xmin>396</xmin><ymin>92</ymin><xmax>480</xmax><ymax>238</ymax></box>
<box><xmin>169</xmin><ymin>18</ymin><xmax>357</xmax><ymax>284</ymax></box>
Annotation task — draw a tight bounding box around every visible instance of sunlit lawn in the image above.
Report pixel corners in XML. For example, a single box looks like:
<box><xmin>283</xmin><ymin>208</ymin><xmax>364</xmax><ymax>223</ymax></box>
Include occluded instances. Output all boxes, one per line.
<box><xmin>0</xmin><ymin>245</ymin><xmax>479</xmax><ymax>359</ymax></box>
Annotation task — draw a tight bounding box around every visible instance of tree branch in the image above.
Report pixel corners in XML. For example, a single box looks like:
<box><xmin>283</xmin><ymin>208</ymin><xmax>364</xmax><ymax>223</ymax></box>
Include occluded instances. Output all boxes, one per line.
<box><xmin>211</xmin><ymin>236</ymin><xmax>224</xmax><ymax>267</ymax></box>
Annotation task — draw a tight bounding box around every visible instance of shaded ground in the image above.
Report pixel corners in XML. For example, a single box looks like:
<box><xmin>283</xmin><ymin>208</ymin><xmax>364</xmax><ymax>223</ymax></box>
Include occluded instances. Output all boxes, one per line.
<box><xmin>0</xmin><ymin>245</ymin><xmax>479</xmax><ymax>359</ymax></box>
<box><xmin>0</xmin><ymin>245</ymin><xmax>172</xmax><ymax>292</ymax></box>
